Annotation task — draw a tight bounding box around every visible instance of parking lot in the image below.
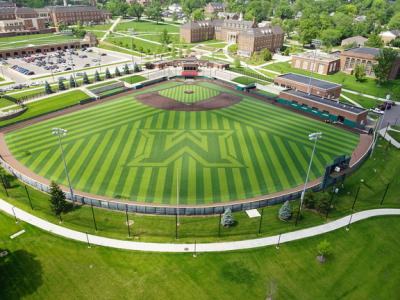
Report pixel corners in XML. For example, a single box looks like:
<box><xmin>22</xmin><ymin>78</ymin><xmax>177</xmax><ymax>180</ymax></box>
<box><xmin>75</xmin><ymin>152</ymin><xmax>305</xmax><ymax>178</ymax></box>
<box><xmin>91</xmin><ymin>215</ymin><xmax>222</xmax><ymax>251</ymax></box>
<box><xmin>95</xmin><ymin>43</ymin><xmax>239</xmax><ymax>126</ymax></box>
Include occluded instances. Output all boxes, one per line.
<box><xmin>2</xmin><ymin>48</ymin><xmax>125</xmax><ymax>80</ymax></box>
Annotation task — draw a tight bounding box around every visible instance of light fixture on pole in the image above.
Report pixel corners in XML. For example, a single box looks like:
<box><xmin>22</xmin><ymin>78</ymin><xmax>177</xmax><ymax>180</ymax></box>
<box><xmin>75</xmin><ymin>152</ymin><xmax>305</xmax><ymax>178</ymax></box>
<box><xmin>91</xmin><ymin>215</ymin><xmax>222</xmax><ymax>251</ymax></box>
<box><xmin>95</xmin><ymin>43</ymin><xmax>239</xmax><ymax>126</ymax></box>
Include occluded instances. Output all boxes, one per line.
<box><xmin>295</xmin><ymin>132</ymin><xmax>322</xmax><ymax>226</ymax></box>
<box><xmin>52</xmin><ymin>127</ymin><xmax>74</xmax><ymax>202</ymax></box>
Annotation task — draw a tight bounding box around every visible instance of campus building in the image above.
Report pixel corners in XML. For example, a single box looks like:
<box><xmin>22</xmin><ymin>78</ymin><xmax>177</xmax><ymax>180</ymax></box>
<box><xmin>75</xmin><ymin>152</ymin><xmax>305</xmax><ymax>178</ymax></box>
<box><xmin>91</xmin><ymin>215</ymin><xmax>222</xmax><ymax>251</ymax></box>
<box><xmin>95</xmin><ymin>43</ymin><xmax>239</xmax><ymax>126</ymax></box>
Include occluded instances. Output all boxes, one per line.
<box><xmin>340</xmin><ymin>36</ymin><xmax>367</xmax><ymax>47</ymax></box>
<box><xmin>339</xmin><ymin>47</ymin><xmax>400</xmax><ymax>79</ymax></box>
<box><xmin>0</xmin><ymin>32</ymin><xmax>98</xmax><ymax>58</ymax></box>
<box><xmin>291</xmin><ymin>52</ymin><xmax>340</xmax><ymax>75</ymax></box>
<box><xmin>180</xmin><ymin>19</ymin><xmax>284</xmax><ymax>57</ymax></box>
<box><xmin>42</xmin><ymin>6</ymin><xmax>111</xmax><ymax>26</ymax></box>
<box><xmin>273</xmin><ymin>73</ymin><xmax>342</xmax><ymax>99</ymax></box>
<box><xmin>0</xmin><ymin>6</ymin><xmax>49</xmax><ymax>36</ymax></box>
<box><xmin>379</xmin><ymin>30</ymin><xmax>400</xmax><ymax>44</ymax></box>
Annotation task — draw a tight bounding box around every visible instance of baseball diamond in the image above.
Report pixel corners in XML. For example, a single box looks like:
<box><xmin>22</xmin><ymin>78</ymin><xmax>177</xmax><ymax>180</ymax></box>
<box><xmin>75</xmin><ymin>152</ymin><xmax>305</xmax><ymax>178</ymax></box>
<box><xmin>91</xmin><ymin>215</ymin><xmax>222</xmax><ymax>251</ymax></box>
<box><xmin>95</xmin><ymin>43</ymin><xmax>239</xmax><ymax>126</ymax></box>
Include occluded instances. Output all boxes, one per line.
<box><xmin>4</xmin><ymin>80</ymin><xmax>359</xmax><ymax>205</ymax></box>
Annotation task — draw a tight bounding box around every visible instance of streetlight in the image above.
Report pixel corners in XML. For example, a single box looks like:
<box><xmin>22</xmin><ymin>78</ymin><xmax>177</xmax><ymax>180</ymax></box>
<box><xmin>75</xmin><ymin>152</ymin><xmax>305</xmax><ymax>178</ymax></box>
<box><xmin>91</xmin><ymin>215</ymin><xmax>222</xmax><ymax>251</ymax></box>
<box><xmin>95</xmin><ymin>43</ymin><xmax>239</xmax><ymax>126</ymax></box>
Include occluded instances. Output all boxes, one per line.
<box><xmin>52</xmin><ymin>128</ymin><xmax>74</xmax><ymax>202</ymax></box>
<box><xmin>295</xmin><ymin>132</ymin><xmax>322</xmax><ymax>226</ymax></box>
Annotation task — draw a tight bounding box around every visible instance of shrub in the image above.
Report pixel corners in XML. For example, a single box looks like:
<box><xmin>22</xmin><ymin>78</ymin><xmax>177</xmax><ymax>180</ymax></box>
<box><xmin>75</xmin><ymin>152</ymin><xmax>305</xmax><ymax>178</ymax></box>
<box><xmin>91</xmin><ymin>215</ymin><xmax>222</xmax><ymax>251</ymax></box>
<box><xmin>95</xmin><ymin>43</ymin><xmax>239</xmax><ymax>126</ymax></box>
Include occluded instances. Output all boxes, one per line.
<box><xmin>82</xmin><ymin>72</ymin><xmax>90</xmax><ymax>84</ymax></box>
<box><xmin>58</xmin><ymin>78</ymin><xmax>66</xmax><ymax>91</ymax></box>
<box><xmin>105</xmin><ymin>68</ymin><xmax>112</xmax><ymax>79</ymax></box>
<box><xmin>44</xmin><ymin>81</ymin><xmax>53</xmax><ymax>94</ymax></box>
<box><xmin>228</xmin><ymin>44</ymin><xmax>238</xmax><ymax>54</ymax></box>
<box><xmin>114</xmin><ymin>67</ymin><xmax>121</xmax><ymax>77</ymax></box>
<box><xmin>221</xmin><ymin>208</ymin><xmax>235</xmax><ymax>227</ymax></box>
<box><xmin>279</xmin><ymin>200</ymin><xmax>292</xmax><ymax>221</ymax></box>
<box><xmin>317</xmin><ymin>240</ymin><xmax>332</xmax><ymax>263</ymax></box>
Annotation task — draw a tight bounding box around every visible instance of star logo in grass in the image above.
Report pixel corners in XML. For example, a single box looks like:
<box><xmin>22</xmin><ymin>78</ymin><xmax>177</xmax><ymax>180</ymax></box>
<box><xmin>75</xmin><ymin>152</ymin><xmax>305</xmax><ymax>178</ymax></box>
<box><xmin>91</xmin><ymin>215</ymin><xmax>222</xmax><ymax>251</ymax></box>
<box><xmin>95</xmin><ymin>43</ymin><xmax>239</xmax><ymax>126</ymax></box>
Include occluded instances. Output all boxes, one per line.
<box><xmin>128</xmin><ymin>130</ymin><xmax>244</xmax><ymax>168</ymax></box>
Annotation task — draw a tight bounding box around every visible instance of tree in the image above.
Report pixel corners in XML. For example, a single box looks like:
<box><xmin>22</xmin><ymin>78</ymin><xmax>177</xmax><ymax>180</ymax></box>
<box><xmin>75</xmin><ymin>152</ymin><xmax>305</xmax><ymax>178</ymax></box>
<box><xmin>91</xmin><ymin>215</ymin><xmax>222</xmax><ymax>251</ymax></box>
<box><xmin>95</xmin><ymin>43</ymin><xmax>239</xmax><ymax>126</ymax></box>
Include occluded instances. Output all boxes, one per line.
<box><xmin>127</xmin><ymin>2</ymin><xmax>144</xmax><ymax>21</ymax></box>
<box><xmin>145</xmin><ymin>0</ymin><xmax>163</xmax><ymax>24</ymax></box>
<box><xmin>115</xmin><ymin>67</ymin><xmax>121</xmax><ymax>77</ymax></box>
<box><xmin>299</xmin><ymin>18</ymin><xmax>320</xmax><ymax>45</ymax></box>
<box><xmin>354</xmin><ymin>64</ymin><xmax>366</xmax><ymax>82</ymax></box>
<box><xmin>365</xmin><ymin>34</ymin><xmax>384</xmax><ymax>48</ymax></box>
<box><xmin>69</xmin><ymin>75</ymin><xmax>76</xmax><ymax>88</ymax></box>
<box><xmin>221</xmin><ymin>208</ymin><xmax>235</xmax><ymax>227</ymax></box>
<box><xmin>278</xmin><ymin>200</ymin><xmax>292</xmax><ymax>221</ymax></box>
<box><xmin>82</xmin><ymin>72</ymin><xmax>90</xmax><ymax>84</ymax></box>
<box><xmin>49</xmin><ymin>181</ymin><xmax>67</xmax><ymax>219</ymax></box>
<box><xmin>160</xmin><ymin>28</ymin><xmax>171</xmax><ymax>45</ymax></box>
<box><xmin>106</xmin><ymin>0</ymin><xmax>129</xmax><ymax>17</ymax></box>
<box><xmin>94</xmin><ymin>70</ymin><xmax>101</xmax><ymax>82</ymax></box>
<box><xmin>105</xmin><ymin>68</ymin><xmax>112</xmax><ymax>79</ymax></box>
<box><xmin>391</xmin><ymin>38</ymin><xmax>400</xmax><ymax>48</ymax></box>
<box><xmin>58</xmin><ymin>78</ymin><xmax>65</xmax><ymax>91</ymax></box>
<box><xmin>72</xmin><ymin>22</ymin><xmax>86</xmax><ymax>39</ymax></box>
<box><xmin>44</xmin><ymin>81</ymin><xmax>52</xmax><ymax>94</ymax></box>
<box><xmin>320</xmin><ymin>28</ymin><xmax>342</xmax><ymax>47</ymax></box>
<box><xmin>192</xmin><ymin>8</ymin><xmax>205</xmax><ymax>21</ymax></box>
<box><xmin>233</xmin><ymin>57</ymin><xmax>241</xmax><ymax>68</ymax></box>
<box><xmin>182</xmin><ymin>0</ymin><xmax>201</xmax><ymax>17</ymax></box>
<box><xmin>228</xmin><ymin>44</ymin><xmax>238</xmax><ymax>54</ymax></box>
<box><xmin>123</xmin><ymin>64</ymin><xmax>129</xmax><ymax>75</ymax></box>
<box><xmin>317</xmin><ymin>240</ymin><xmax>332</xmax><ymax>263</ymax></box>
<box><xmin>133</xmin><ymin>63</ymin><xmax>141</xmax><ymax>73</ymax></box>
<box><xmin>260</xmin><ymin>48</ymin><xmax>272</xmax><ymax>61</ymax></box>
<box><xmin>373</xmin><ymin>48</ymin><xmax>399</xmax><ymax>84</ymax></box>
<box><xmin>388</xmin><ymin>12</ymin><xmax>400</xmax><ymax>30</ymax></box>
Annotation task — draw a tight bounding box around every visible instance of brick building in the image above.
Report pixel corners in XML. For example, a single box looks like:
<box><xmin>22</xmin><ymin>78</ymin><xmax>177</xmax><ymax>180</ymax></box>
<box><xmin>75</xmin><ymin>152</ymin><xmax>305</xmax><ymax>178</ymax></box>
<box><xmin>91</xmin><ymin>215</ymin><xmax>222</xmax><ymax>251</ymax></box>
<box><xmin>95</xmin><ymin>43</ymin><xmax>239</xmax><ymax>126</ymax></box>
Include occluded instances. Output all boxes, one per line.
<box><xmin>0</xmin><ymin>6</ymin><xmax>48</xmax><ymax>35</ymax></box>
<box><xmin>340</xmin><ymin>47</ymin><xmax>400</xmax><ymax>79</ymax></box>
<box><xmin>44</xmin><ymin>6</ymin><xmax>111</xmax><ymax>26</ymax></box>
<box><xmin>291</xmin><ymin>52</ymin><xmax>340</xmax><ymax>75</ymax></box>
<box><xmin>274</xmin><ymin>73</ymin><xmax>342</xmax><ymax>99</ymax></box>
<box><xmin>0</xmin><ymin>32</ymin><xmax>98</xmax><ymax>58</ymax></box>
<box><xmin>180</xmin><ymin>19</ymin><xmax>283</xmax><ymax>57</ymax></box>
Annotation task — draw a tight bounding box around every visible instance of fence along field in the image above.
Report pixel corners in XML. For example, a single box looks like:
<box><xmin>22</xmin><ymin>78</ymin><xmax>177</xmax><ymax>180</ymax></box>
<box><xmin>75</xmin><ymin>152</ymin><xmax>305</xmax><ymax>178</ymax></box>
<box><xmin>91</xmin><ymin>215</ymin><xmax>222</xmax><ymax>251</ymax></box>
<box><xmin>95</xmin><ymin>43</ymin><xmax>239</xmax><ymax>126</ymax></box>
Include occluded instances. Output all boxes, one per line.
<box><xmin>5</xmin><ymin>81</ymin><xmax>359</xmax><ymax>205</ymax></box>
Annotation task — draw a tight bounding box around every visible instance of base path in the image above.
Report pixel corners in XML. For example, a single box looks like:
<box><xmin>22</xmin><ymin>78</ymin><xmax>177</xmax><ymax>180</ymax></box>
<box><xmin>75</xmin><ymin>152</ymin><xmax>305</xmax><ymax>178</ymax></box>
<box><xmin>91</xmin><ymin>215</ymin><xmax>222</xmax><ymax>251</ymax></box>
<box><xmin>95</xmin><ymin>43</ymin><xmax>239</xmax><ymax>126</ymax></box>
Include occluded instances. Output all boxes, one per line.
<box><xmin>1</xmin><ymin>199</ymin><xmax>399</xmax><ymax>253</ymax></box>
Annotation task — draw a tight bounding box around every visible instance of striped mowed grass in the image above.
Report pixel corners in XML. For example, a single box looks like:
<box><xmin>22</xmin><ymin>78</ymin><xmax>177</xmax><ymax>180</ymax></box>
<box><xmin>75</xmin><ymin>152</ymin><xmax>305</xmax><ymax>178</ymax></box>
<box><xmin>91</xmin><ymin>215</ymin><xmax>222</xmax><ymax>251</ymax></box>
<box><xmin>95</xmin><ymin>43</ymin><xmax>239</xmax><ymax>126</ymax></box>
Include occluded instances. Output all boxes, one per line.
<box><xmin>5</xmin><ymin>82</ymin><xmax>359</xmax><ymax>205</ymax></box>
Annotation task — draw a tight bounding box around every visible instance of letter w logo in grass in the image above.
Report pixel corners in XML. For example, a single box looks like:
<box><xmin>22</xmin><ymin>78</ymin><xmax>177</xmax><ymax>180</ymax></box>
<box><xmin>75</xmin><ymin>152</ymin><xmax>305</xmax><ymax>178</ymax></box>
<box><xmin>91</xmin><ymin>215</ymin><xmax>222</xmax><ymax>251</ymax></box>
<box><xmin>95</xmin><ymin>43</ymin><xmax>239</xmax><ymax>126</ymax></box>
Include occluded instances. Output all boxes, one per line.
<box><xmin>128</xmin><ymin>130</ymin><xmax>244</xmax><ymax>168</ymax></box>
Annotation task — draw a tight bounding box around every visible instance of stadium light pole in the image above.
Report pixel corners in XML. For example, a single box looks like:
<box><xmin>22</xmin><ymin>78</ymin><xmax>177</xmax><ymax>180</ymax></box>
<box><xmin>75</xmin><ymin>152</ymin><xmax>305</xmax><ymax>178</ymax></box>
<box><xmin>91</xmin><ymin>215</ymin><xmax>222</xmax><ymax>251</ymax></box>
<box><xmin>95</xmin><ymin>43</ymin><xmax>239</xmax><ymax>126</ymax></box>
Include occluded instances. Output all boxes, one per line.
<box><xmin>295</xmin><ymin>132</ymin><xmax>322</xmax><ymax>226</ymax></box>
<box><xmin>176</xmin><ymin>167</ymin><xmax>180</xmax><ymax>226</ymax></box>
<box><xmin>52</xmin><ymin>128</ymin><xmax>74</xmax><ymax>203</ymax></box>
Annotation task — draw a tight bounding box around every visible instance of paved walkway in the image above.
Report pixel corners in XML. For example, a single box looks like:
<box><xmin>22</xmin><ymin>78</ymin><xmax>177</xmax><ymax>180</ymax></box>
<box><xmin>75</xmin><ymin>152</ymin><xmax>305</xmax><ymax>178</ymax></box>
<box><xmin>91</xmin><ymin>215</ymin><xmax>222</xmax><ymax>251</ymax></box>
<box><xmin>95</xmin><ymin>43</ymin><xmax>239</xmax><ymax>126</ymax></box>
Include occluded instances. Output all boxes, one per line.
<box><xmin>379</xmin><ymin>126</ymin><xmax>400</xmax><ymax>149</ymax></box>
<box><xmin>101</xmin><ymin>17</ymin><xmax>121</xmax><ymax>42</ymax></box>
<box><xmin>1</xmin><ymin>199</ymin><xmax>399</xmax><ymax>253</ymax></box>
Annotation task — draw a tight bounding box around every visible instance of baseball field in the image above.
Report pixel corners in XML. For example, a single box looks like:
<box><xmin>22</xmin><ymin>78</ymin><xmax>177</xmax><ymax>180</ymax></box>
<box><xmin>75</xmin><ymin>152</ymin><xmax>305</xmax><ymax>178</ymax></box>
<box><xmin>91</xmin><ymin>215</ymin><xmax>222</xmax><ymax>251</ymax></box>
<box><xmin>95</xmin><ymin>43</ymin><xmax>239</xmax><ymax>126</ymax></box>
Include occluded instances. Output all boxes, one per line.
<box><xmin>5</xmin><ymin>81</ymin><xmax>359</xmax><ymax>204</ymax></box>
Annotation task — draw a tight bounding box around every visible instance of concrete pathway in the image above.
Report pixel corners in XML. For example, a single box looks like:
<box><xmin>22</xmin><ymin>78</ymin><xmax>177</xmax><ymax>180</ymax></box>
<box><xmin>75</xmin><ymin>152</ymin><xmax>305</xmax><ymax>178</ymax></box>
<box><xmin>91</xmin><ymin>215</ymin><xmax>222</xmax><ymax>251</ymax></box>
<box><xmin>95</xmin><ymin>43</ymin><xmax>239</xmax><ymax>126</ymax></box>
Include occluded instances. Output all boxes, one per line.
<box><xmin>340</xmin><ymin>93</ymin><xmax>362</xmax><ymax>108</ymax></box>
<box><xmin>379</xmin><ymin>126</ymin><xmax>400</xmax><ymax>149</ymax></box>
<box><xmin>101</xmin><ymin>17</ymin><xmax>121</xmax><ymax>42</ymax></box>
<box><xmin>1</xmin><ymin>199</ymin><xmax>399</xmax><ymax>253</ymax></box>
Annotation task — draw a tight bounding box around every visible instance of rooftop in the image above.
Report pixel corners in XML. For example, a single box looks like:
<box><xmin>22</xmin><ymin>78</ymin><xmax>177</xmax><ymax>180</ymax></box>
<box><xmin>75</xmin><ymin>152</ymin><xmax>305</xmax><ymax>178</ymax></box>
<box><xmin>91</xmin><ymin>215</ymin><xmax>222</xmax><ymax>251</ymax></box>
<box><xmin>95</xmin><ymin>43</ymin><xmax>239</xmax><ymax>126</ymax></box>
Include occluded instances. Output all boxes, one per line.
<box><xmin>293</xmin><ymin>51</ymin><xmax>339</xmax><ymax>62</ymax></box>
<box><xmin>283</xmin><ymin>89</ymin><xmax>367</xmax><ymax>114</ymax></box>
<box><xmin>277</xmin><ymin>73</ymin><xmax>341</xmax><ymax>90</ymax></box>
<box><xmin>343</xmin><ymin>47</ymin><xmax>381</xmax><ymax>57</ymax></box>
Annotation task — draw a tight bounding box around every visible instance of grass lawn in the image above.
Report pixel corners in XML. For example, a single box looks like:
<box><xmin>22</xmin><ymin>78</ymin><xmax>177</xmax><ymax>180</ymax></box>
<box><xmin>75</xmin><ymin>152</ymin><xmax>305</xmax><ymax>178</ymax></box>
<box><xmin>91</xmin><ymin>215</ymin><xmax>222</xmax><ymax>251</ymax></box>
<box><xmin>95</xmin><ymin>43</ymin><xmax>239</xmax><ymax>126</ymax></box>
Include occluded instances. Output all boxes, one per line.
<box><xmin>230</xmin><ymin>67</ymin><xmax>273</xmax><ymax>82</ymax></box>
<box><xmin>341</xmin><ymin>92</ymin><xmax>379</xmax><ymax>109</ymax></box>
<box><xmin>0</xmin><ymin>97</ymin><xmax>16</xmax><ymax>109</ymax></box>
<box><xmin>98</xmin><ymin>42</ymin><xmax>143</xmax><ymax>56</ymax></box>
<box><xmin>388</xmin><ymin>130</ymin><xmax>400</xmax><ymax>142</ymax></box>
<box><xmin>232</xmin><ymin>76</ymin><xmax>266</xmax><ymax>85</ymax></box>
<box><xmin>115</xmin><ymin>20</ymin><xmax>179</xmax><ymax>33</ymax></box>
<box><xmin>138</xmin><ymin>33</ymin><xmax>180</xmax><ymax>44</ymax></box>
<box><xmin>120</xmin><ymin>74</ymin><xmax>146</xmax><ymax>84</ymax></box>
<box><xmin>5</xmin><ymin>81</ymin><xmax>358</xmax><ymax>204</ymax></box>
<box><xmin>106</xmin><ymin>36</ymin><xmax>166</xmax><ymax>54</ymax></box>
<box><xmin>0</xmin><ymin>90</ymin><xmax>91</xmax><ymax>128</ymax></box>
<box><xmin>1</xmin><ymin>212</ymin><xmax>400</xmax><ymax>299</ymax></box>
<box><xmin>263</xmin><ymin>61</ymin><xmax>400</xmax><ymax>98</ymax></box>
<box><xmin>0</xmin><ymin>34</ymin><xmax>79</xmax><ymax>50</ymax></box>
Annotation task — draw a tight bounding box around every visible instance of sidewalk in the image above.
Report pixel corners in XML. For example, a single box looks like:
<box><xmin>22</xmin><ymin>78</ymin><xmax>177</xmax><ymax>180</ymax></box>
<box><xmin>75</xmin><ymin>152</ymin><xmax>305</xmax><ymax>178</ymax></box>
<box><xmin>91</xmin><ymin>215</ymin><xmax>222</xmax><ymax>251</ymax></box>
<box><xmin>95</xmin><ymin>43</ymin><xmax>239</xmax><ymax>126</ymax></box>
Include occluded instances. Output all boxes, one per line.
<box><xmin>379</xmin><ymin>126</ymin><xmax>400</xmax><ymax>149</ymax></box>
<box><xmin>1</xmin><ymin>198</ymin><xmax>399</xmax><ymax>253</ymax></box>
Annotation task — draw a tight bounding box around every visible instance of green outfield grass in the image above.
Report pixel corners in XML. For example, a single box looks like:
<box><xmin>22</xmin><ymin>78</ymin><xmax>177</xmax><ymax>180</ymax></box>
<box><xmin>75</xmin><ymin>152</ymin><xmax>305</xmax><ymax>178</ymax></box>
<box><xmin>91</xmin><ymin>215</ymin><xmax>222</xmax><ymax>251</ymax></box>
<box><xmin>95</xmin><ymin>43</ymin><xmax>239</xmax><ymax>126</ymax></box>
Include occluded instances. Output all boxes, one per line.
<box><xmin>5</xmin><ymin>81</ymin><xmax>359</xmax><ymax>204</ymax></box>
<box><xmin>159</xmin><ymin>84</ymin><xmax>219</xmax><ymax>103</ymax></box>
<box><xmin>0</xmin><ymin>90</ymin><xmax>91</xmax><ymax>127</ymax></box>
<box><xmin>1</xmin><ymin>212</ymin><xmax>400</xmax><ymax>299</ymax></box>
